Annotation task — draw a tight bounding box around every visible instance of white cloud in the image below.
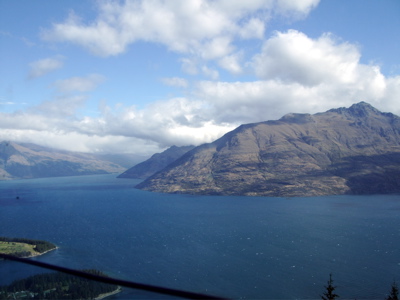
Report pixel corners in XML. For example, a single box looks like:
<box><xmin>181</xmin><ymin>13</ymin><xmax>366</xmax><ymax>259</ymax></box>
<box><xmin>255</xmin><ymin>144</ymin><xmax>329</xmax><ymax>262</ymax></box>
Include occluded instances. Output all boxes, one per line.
<box><xmin>201</xmin><ymin>65</ymin><xmax>220</xmax><ymax>80</ymax></box>
<box><xmin>161</xmin><ymin>77</ymin><xmax>188</xmax><ymax>88</ymax></box>
<box><xmin>78</xmin><ymin>97</ymin><xmax>232</xmax><ymax>147</ymax></box>
<box><xmin>188</xmin><ymin>30</ymin><xmax>400</xmax><ymax>124</ymax></box>
<box><xmin>181</xmin><ymin>58</ymin><xmax>198</xmax><ymax>75</ymax></box>
<box><xmin>28</xmin><ymin>56</ymin><xmax>64</xmax><ymax>79</ymax></box>
<box><xmin>275</xmin><ymin>0</ymin><xmax>320</xmax><ymax>18</ymax></box>
<box><xmin>218</xmin><ymin>52</ymin><xmax>243</xmax><ymax>74</ymax></box>
<box><xmin>252</xmin><ymin>30</ymin><xmax>360</xmax><ymax>86</ymax></box>
<box><xmin>0</xmin><ymin>127</ymin><xmax>160</xmax><ymax>155</ymax></box>
<box><xmin>2</xmin><ymin>69</ymin><xmax>399</xmax><ymax>156</ymax></box>
<box><xmin>53</xmin><ymin>74</ymin><xmax>105</xmax><ymax>93</ymax></box>
<box><xmin>41</xmin><ymin>0</ymin><xmax>320</xmax><ymax>74</ymax></box>
<box><xmin>6</xmin><ymin>24</ymin><xmax>400</xmax><ymax>156</ymax></box>
<box><xmin>31</xmin><ymin>95</ymin><xmax>88</xmax><ymax>117</ymax></box>
<box><xmin>199</xmin><ymin>36</ymin><xmax>234</xmax><ymax>60</ymax></box>
<box><xmin>238</xmin><ymin>18</ymin><xmax>265</xmax><ymax>39</ymax></box>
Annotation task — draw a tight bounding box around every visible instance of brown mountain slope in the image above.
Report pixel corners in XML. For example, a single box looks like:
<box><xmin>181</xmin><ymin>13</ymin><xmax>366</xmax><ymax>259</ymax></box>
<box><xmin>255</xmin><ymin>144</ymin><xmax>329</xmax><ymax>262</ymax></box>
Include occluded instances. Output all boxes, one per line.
<box><xmin>0</xmin><ymin>141</ymin><xmax>126</xmax><ymax>180</ymax></box>
<box><xmin>118</xmin><ymin>145</ymin><xmax>195</xmax><ymax>179</ymax></box>
<box><xmin>136</xmin><ymin>102</ymin><xmax>400</xmax><ymax>197</ymax></box>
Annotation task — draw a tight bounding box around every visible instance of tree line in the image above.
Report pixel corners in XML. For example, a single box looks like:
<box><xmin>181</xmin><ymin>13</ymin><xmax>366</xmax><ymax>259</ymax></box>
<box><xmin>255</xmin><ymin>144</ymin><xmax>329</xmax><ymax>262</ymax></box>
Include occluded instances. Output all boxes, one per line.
<box><xmin>0</xmin><ymin>270</ymin><xmax>397</xmax><ymax>299</ymax></box>
<box><xmin>322</xmin><ymin>273</ymin><xmax>398</xmax><ymax>300</ymax></box>
<box><xmin>0</xmin><ymin>269</ymin><xmax>118</xmax><ymax>300</ymax></box>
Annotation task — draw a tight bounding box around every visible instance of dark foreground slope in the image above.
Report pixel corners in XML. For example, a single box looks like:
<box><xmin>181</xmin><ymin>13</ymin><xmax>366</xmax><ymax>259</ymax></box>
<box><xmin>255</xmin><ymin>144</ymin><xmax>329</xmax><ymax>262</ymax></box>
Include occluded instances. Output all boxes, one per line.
<box><xmin>118</xmin><ymin>145</ymin><xmax>195</xmax><ymax>179</ymax></box>
<box><xmin>136</xmin><ymin>102</ymin><xmax>400</xmax><ymax>197</ymax></box>
<box><xmin>0</xmin><ymin>141</ymin><xmax>126</xmax><ymax>180</ymax></box>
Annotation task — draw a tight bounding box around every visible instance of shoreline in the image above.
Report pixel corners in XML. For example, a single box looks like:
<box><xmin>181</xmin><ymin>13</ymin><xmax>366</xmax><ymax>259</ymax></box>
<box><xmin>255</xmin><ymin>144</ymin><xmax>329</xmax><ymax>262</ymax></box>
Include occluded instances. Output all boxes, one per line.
<box><xmin>23</xmin><ymin>246</ymin><xmax>58</xmax><ymax>258</ymax></box>
<box><xmin>95</xmin><ymin>286</ymin><xmax>122</xmax><ymax>300</ymax></box>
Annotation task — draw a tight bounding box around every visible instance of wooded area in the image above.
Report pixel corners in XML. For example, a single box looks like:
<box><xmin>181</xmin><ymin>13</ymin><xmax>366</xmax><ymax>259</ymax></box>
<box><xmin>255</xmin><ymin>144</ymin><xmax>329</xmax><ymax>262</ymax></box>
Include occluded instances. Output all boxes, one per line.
<box><xmin>0</xmin><ymin>269</ymin><xmax>119</xmax><ymax>300</ymax></box>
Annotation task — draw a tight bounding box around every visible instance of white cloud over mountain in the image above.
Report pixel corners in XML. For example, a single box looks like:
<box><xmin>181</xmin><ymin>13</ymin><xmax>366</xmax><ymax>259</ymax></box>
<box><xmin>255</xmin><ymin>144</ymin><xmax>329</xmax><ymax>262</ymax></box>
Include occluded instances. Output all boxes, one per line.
<box><xmin>2</xmin><ymin>0</ymin><xmax>399</xmax><ymax>156</ymax></box>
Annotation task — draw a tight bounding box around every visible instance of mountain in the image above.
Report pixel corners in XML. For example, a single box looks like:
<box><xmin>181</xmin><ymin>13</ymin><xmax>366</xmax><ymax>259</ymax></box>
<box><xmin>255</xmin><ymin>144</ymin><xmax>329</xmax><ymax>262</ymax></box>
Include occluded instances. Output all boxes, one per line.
<box><xmin>0</xmin><ymin>141</ymin><xmax>126</xmax><ymax>180</ymax></box>
<box><xmin>136</xmin><ymin>102</ymin><xmax>400</xmax><ymax>197</ymax></box>
<box><xmin>118</xmin><ymin>145</ymin><xmax>195</xmax><ymax>179</ymax></box>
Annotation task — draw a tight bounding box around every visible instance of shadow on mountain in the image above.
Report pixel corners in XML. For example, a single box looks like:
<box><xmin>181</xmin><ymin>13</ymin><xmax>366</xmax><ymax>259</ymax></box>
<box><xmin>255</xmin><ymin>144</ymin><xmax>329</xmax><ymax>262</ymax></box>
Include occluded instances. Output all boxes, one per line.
<box><xmin>329</xmin><ymin>152</ymin><xmax>400</xmax><ymax>195</ymax></box>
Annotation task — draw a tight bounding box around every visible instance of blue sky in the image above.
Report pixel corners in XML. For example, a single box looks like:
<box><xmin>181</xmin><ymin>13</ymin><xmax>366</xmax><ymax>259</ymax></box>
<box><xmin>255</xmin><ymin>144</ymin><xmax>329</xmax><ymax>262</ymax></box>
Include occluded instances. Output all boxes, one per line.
<box><xmin>0</xmin><ymin>0</ymin><xmax>399</xmax><ymax>155</ymax></box>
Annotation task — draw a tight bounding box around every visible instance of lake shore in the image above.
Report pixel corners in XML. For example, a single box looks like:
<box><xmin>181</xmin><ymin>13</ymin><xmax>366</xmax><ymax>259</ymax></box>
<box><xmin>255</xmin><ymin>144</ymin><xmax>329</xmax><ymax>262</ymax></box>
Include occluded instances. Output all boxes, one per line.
<box><xmin>23</xmin><ymin>246</ymin><xmax>58</xmax><ymax>258</ymax></box>
<box><xmin>95</xmin><ymin>286</ymin><xmax>122</xmax><ymax>299</ymax></box>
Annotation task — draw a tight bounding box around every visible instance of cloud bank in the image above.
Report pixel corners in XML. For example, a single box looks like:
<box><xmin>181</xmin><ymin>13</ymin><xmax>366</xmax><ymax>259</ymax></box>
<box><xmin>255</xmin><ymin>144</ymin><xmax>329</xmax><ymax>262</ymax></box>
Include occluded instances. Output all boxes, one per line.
<box><xmin>2</xmin><ymin>0</ymin><xmax>400</xmax><ymax>156</ymax></box>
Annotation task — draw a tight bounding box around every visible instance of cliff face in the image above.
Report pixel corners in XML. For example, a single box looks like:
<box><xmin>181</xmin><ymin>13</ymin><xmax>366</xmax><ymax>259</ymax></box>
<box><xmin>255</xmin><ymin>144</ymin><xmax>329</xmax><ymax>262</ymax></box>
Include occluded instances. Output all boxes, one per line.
<box><xmin>0</xmin><ymin>142</ymin><xmax>126</xmax><ymax>180</ymax></box>
<box><xmin>136</xmin><ymin>102</ymin><xmax>400</xmax><ymax>197</ymax></box>
<box><xmin>118</xmin><ymin>145</ymin><xmax>195</xmax><ymax>179</ymax></box>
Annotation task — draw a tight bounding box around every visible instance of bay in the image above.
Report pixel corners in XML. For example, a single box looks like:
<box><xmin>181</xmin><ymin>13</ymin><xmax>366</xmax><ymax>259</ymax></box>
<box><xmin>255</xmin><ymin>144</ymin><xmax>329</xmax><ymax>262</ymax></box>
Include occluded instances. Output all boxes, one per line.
<box><xmin>0</xmin><ymin>174</ymin><xmax>399</xmax><ymax>299</ymax></box>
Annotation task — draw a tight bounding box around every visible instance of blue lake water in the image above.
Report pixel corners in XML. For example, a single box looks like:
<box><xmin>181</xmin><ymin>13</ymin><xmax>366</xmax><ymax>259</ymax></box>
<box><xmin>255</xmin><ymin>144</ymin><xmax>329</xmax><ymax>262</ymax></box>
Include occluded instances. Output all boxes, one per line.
<box><xmin>0</xmin><ymin>174</ymin><xmax>399</xmax><ymax>299</ymax></box>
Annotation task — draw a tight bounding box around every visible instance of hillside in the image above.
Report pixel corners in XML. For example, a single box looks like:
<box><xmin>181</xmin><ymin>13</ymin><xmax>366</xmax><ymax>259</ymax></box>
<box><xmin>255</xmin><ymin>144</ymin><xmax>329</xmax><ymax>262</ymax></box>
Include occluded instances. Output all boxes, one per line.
<box><xmin>0</xmin><ymin>141</ymin><xmax>126</xmax><ymax>180</ymax></box>
<box><xmin>118</xmin><ymin>145</ymin><xmax>195</xmax><ymax>179</ymax></box>
<box><xmin>136</xmin><ymin>102</ymin><xmax>400</xmax><ymax>197</ymax></box>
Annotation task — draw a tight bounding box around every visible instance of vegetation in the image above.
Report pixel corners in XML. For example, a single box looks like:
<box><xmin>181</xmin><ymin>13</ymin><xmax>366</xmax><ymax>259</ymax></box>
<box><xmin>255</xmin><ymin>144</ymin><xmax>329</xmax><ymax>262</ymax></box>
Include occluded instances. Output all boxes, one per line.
<box><xmin>321</xmin><ymin>273</ymin><xmax>339</xmax><ymax>300</ymax></box>
<box><xmin>320</xmin><ymin>274</ymin><xmax>399</xmax><ymax>300</ymax></box>
<box><xmin>0</xmin><ymin>269</ymin><xmax>119</xmax><ymax>300</ymax></box>
<box><xmin>0</xmin><ymin>237</ymin><xmax>56</xmax><ymax>257</ymax></box>
<box><xmin>386</xmin><ymin>281</ymin><xmax>399</xmax><ymax>300</ymax></box>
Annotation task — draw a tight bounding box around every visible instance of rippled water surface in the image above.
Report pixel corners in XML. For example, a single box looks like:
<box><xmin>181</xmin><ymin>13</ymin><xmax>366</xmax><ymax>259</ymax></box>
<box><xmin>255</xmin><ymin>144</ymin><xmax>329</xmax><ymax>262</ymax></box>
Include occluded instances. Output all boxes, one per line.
<box><xmin>0</xmin><ymin>174</ymin><xmax>399</xmax><ymax>299</ymax></box>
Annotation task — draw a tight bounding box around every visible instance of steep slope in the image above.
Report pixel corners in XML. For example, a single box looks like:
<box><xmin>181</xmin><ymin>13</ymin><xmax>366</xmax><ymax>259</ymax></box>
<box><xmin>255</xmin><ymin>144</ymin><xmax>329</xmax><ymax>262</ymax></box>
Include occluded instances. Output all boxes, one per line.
<box><xmin>0</xmin><ymin>142</ymin><xmax>126</xmax><ymax>180</ymax></box>
<box><xmin>136</xmin><ymin>102</ymin><xmax>400</xmax><ymax>196</ymax></box>
<box><xmin>118</xmin><ymin>145</ymin><xmax>195</xmax><ymax>179</ymax></box>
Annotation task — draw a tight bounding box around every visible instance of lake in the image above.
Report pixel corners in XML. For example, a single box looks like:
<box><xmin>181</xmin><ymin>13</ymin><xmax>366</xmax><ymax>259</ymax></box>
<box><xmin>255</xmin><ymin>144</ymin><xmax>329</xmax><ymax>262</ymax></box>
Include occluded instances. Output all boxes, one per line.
<box><xmin>0</xmin><ymin>174</ymin><xmax>399</xmax><ymax>299</ymax></box>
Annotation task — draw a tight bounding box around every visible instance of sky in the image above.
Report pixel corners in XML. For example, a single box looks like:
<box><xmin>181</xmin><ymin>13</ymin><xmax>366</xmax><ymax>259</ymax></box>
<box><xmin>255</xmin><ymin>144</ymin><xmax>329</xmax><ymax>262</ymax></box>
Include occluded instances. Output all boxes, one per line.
<box><xmin>0</xmin><ymin>0</ymin><xmax>399</xmax><ymax>156</ymax></box>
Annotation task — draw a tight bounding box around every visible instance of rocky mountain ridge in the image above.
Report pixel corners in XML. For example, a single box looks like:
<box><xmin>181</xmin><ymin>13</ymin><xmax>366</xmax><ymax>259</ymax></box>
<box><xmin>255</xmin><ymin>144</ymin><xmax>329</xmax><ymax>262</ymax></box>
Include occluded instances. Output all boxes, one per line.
<box><xmin>136</xmin><ymin>102</ymin><xmax>400</xmax><ymax>197</ymax></box>
<box><xmin>0</xmin><ymin>141</ymin><xmax>127</xmax><ymax>180</ymax></box>
<box><xmin>118</xmin><ymin>145</ymin><xmax>195</xmax><ymax>179</ymax></box>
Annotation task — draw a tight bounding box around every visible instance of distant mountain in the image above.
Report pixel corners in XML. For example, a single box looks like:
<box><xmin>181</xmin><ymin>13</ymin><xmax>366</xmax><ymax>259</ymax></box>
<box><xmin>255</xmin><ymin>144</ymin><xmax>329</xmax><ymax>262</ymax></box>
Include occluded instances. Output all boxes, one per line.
<box><xmin>118</xmin><ymin>145</ymin><xmax>195</xmax><ymax>179</ymax></box>
<box><xmin>0</xmin><ymin>141</ymin><xmax>126</xmax><ymax>180</ymax></box>
<box><xmin>95</xmin><ymin>153</ymin><xmax>149</xmax><ymax>169</ymax></box>
<box><xmin>136</xmin><ymin>102</ymin><xmax>400</xmax><ymax>197</ymax></box>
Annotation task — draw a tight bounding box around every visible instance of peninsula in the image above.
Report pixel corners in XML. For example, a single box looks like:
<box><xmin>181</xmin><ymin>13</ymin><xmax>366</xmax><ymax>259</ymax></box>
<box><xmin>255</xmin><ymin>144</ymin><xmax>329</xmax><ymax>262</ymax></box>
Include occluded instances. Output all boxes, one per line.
<box><xmin>0</xmin><ymin>237</ymin><xmax>57</xmax><ymax>258</ymax></box>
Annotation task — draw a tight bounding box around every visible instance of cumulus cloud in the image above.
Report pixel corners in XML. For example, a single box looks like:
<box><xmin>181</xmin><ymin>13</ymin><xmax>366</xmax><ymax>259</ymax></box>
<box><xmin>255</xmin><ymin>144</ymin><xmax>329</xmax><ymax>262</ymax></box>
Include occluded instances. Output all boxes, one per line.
<box><xmin>0</xmin><ymin>96</ymin><xmax>233</xmax><ymax>154</ymax></box>
<box><xmin>192</xmin><ymin>29</ymin><xmax>400</xmax><ymax>123</ymax></box>
<box><xmin>252</xmin><ymin>30</ymin><xmax>360</xmax><ymax>86</ymax></box>
<box><xmin>28</xmin><ymin>56</ymin><xmax>64</xmax><ymax>79</ymax></box>
<box><xmin>41</xmin><ymin>0</ymin><xmax>320</xmax><ymax>74</ymax></box>
<box><xmin>76</xmin><ymin>97</ymin><xmax>233</xmax><ymax>147</ymax></box>
<box><xmin>5</xmin><ymin>26</ymin><xmax>400</xmax><ymax>156</ymax></box>
<box><xmin>53</xmin><ymin>74</ymin><xmax>105</xmax><ymax>93</ymax></box>
<box><xmin>218</xmin><ymin>52</ymin><xmax>243</xmax><ymax>74</ymax></box>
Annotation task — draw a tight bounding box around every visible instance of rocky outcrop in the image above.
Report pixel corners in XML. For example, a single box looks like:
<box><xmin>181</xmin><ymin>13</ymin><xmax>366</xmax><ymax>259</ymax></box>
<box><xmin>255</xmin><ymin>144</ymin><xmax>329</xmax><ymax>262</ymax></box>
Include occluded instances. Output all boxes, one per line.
<box><xmin>136</xmin><ymin>102</ymin><xmax>400</xmax><ymax>197</ymax></box>
<box><xmin>0</xmin><ymin>141</ymin><xmax>126</xmax><ymax>180</ymax></box>
<box><xmin>118</xmin><ymin>145</ymin><xmax>195</xmax><ymax>179</ymax></box>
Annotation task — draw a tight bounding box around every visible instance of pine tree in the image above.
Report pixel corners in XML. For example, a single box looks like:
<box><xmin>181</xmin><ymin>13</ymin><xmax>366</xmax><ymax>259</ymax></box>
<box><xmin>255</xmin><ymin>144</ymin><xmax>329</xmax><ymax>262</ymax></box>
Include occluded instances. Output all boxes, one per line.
<box><xmin>386</xmin><ymin>281</ymin><xmax>399</xmax><ymax>300</ymax></box>
<box><xmin>321</xmin><ymin>273</ymin><xmax>339</xmax><ymax>300</ymax></box>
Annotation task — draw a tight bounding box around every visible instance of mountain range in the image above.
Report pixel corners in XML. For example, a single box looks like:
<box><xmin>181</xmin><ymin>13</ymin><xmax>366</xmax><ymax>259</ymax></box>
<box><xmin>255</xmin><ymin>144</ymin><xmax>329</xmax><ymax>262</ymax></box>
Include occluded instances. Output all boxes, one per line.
<box><xmin>118</xmin><ymin>145</ymin><xmax>195</xmax><ymax>179</ymax></box>
<box><xmin>0</xmin><ymin>141</ymin><xmax>129</xmax><ymax>180</ymax></box>
<box><xmin>136</xmin><ymin>102</ymin><xmax>400</xmax><ymax>197</ymax></box>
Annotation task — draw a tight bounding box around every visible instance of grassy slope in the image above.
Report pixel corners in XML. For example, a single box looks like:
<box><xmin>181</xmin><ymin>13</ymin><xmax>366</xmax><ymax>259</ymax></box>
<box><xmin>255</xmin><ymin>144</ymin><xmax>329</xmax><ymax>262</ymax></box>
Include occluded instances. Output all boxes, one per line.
<box><xmin>0</xmin><ymin>241</ymin><xmax>40</xmax><ymax>256</ymax></box>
